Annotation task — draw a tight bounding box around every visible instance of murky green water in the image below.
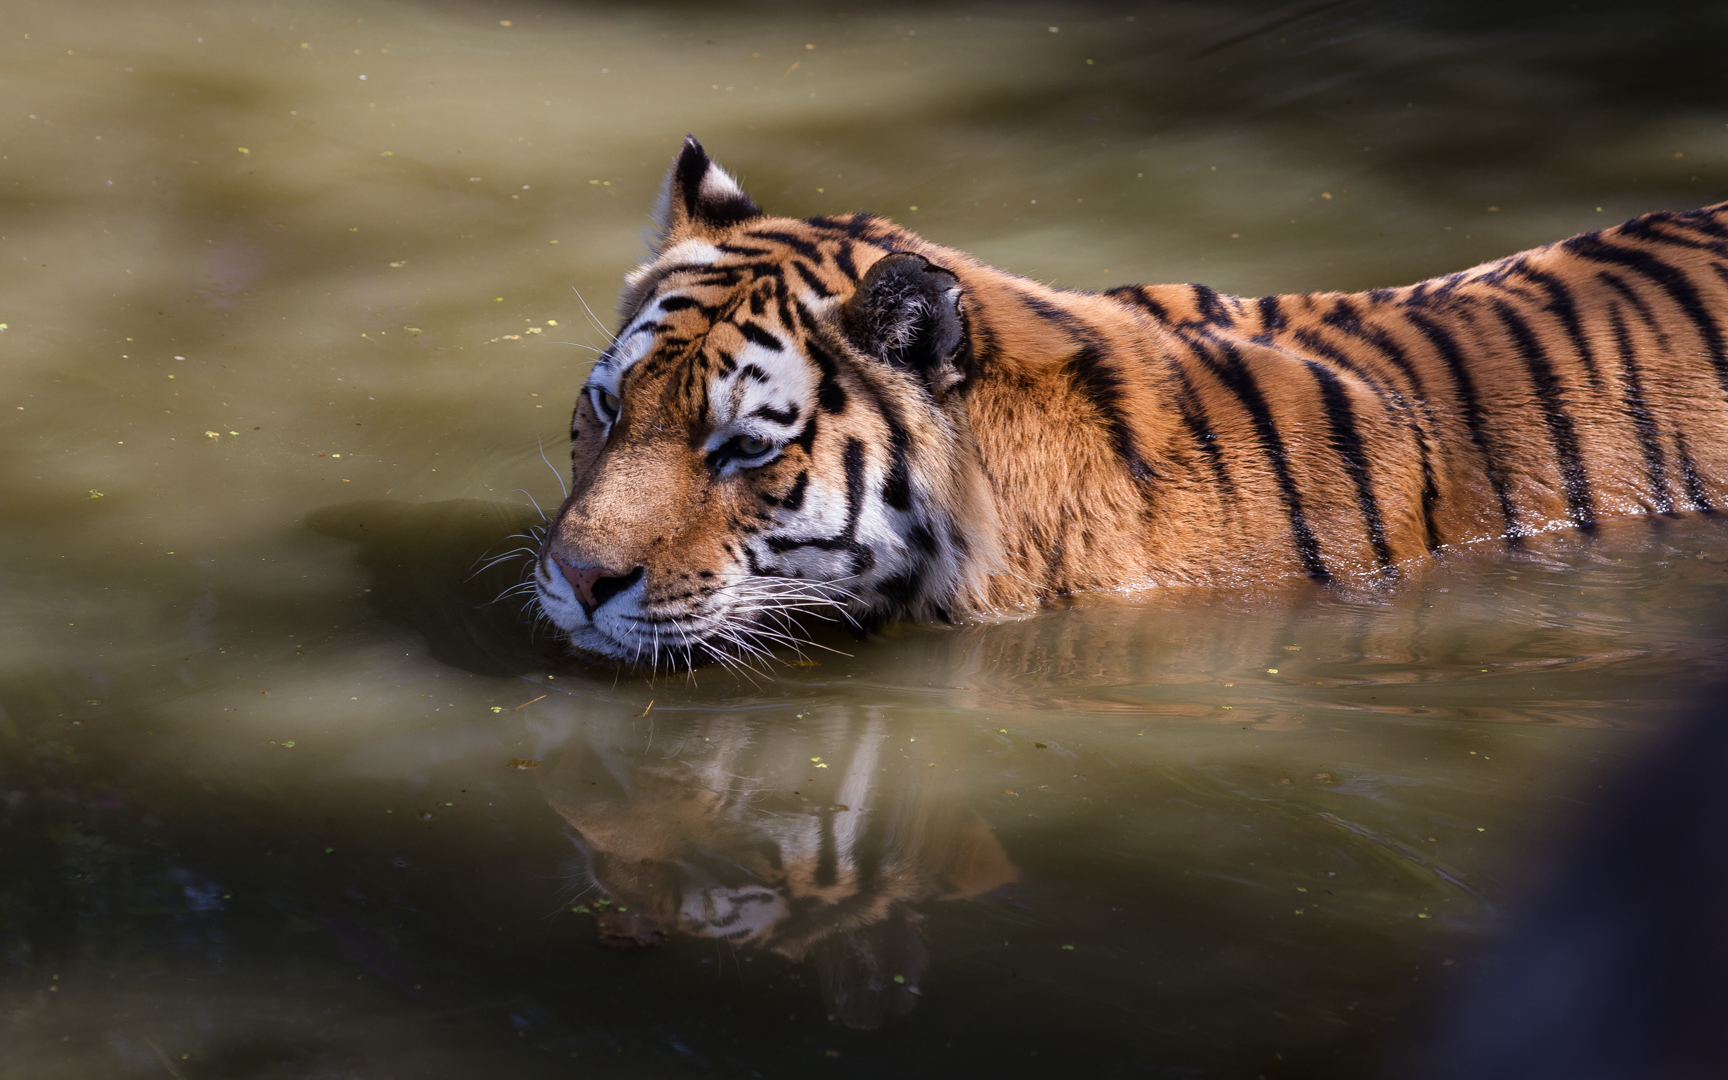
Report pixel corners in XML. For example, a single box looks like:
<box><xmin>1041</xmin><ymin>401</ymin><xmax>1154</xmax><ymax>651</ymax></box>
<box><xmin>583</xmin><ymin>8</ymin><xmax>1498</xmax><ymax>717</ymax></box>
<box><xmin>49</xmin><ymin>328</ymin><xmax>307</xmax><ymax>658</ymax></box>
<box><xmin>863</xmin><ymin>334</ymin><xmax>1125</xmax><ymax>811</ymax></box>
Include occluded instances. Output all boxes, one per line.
<box><xmin>5</xmin><ymin>1</ymin><xmax>1728</xmax><ymax>1076</ymax></box>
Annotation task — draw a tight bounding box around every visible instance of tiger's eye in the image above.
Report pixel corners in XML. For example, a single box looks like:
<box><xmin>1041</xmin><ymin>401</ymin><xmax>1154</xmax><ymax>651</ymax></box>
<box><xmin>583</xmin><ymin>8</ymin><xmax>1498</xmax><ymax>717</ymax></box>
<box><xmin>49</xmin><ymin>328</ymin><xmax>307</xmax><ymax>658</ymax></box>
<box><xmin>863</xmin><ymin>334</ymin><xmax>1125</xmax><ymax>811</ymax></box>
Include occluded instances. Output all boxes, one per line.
<box><xmin>599</xmin><ymin>390</ymin><xmax>620</xmax><ymax>416</ymax></box>
<box><xmin>736</xmin><ymin>435</ymin><xmax>771</xmax><ymax>456</ymax></box>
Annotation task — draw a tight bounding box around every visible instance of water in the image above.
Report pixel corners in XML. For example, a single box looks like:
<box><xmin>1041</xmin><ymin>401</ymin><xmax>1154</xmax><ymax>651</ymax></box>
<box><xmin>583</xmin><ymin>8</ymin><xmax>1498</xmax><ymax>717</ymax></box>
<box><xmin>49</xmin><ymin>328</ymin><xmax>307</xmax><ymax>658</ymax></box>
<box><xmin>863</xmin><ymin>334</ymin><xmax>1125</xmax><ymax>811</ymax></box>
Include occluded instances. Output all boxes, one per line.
<box><xmin>4</xmin><ymin>1</ymin><xmax>1727</xmax><ymax>1076</ymax></box>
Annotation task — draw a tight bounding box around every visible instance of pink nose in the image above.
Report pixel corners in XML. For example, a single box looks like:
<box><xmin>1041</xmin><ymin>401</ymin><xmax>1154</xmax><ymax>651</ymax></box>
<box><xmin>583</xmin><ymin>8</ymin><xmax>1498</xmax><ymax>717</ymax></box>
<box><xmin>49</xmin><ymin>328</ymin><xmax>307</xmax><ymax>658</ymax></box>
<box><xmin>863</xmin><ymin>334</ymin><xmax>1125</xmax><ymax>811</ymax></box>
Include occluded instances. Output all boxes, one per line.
<box><xmin>558</xmin><ymin>561</ymin><xmax>615</xmax><ymax>609</ymax></box>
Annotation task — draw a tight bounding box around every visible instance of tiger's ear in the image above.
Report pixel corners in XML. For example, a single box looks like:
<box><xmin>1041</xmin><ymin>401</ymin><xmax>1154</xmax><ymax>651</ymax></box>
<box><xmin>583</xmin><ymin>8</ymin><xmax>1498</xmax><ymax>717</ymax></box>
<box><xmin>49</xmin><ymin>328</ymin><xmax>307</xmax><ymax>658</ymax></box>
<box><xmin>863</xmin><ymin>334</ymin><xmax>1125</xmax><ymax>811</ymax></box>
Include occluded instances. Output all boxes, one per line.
<box><xmin>840</xmin><ymin>252</ymin><xmax>968</xmax><ymax>395</ymax></box>
<box><xmin>651</xmin><ymin>135</ymin><xmax>763</xmax><ymax>248</ymax></box>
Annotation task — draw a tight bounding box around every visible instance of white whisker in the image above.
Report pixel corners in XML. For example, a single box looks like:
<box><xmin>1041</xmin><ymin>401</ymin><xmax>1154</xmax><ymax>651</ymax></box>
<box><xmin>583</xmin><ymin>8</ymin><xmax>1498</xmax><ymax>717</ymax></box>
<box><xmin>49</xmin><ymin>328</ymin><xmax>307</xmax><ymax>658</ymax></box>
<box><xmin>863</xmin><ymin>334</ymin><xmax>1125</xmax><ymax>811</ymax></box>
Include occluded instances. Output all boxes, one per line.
<box><xmin>536</xmin><ymin>435</ymin><xmax>569</xmax><ymax>500</ymax></box>
<box><xmin>571</xmin><ymin>286</ymin><xmax>617</xmax><ymax>343</ymax></box>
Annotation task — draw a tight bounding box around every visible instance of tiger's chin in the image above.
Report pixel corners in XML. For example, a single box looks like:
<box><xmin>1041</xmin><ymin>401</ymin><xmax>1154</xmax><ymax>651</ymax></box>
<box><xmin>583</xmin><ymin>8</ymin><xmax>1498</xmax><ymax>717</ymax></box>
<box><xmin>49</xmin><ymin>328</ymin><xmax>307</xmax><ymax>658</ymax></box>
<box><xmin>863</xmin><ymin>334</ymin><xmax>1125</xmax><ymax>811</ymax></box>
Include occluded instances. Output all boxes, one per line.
<box><xmin>543</xmin><ymin>607</ymin><xmax>819</xmax><ymax>673</ymax></box>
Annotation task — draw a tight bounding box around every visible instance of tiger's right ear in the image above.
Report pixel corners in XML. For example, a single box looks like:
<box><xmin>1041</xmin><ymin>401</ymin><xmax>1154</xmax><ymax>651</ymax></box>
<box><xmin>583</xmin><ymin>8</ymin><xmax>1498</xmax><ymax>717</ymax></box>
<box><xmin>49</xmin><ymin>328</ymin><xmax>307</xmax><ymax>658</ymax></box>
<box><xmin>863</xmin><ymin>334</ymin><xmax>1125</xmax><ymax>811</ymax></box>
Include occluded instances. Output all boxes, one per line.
<box><xmin>650</xmin><ymin>135</ymin><xmax>763</xmax><ymax>249</ymax></box>
<box><xmin>840</xmin><ymin>252</ymin><xmax>969</xmax><ymax>397</ymax></box>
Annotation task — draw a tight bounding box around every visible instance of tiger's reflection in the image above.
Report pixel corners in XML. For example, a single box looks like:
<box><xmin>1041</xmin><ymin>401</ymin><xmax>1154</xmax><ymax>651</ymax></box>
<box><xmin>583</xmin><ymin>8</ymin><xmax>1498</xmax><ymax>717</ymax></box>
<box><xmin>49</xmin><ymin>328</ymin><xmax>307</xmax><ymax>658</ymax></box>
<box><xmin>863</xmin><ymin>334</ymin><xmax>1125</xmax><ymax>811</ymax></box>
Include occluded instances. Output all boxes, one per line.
<box><xmin>528</xmin><ymin>705</ymin><xmax>1015</xmax><ymax>1029</ymax></box>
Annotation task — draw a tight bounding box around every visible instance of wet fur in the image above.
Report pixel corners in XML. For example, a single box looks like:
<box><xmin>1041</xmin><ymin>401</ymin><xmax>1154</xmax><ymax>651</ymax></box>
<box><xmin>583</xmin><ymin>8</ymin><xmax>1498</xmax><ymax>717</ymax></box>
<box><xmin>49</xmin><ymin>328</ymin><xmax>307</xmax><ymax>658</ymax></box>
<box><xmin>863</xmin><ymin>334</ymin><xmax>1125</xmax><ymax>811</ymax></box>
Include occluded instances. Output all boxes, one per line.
<box><xmin>536</xmin><ymin>136</ymin><xmax>1728</xmax><ymax>667</ymax></box>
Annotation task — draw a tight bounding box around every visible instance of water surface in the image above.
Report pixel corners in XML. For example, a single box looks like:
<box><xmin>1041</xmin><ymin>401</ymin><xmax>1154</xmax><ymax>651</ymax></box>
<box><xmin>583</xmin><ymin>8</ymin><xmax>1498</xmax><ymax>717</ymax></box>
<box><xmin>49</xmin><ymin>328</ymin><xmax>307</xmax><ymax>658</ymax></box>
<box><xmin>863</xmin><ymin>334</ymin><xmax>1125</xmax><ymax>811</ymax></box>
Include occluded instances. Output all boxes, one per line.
<box><xmin>4</xmin><ymin>1</ymin><xmax>1727</xmax><ymax>1076</ymax></box>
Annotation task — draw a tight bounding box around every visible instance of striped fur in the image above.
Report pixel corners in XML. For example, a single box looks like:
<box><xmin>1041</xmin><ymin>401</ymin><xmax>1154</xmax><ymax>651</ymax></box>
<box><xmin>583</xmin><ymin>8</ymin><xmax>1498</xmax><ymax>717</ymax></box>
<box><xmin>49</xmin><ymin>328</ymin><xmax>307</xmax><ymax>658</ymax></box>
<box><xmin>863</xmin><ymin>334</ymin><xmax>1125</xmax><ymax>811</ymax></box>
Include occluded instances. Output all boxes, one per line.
<box><xmin>536</xmin><ymin>136</ymin><xmax>1728</xmax><ymax>667</ymax></box>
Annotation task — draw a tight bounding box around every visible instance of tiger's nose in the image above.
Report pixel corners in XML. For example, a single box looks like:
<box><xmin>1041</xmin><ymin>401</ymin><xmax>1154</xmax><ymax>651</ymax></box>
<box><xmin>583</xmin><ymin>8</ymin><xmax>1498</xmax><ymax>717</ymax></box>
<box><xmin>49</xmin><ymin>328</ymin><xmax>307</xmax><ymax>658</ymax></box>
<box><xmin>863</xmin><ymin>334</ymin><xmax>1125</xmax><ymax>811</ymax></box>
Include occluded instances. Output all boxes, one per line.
<box><xmin>558</xmin><ymin>560</ymin><xmax>642</xmax><ymax>616</ymax></box>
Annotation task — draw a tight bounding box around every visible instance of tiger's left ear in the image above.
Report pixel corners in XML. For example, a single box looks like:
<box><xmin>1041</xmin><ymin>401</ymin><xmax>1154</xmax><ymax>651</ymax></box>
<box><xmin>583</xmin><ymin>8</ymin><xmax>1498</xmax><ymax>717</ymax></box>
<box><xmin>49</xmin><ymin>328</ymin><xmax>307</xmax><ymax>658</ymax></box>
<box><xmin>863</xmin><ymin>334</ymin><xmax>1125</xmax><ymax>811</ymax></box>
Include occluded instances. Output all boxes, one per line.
<box><xmin>651</xmin><ymin>135</ymin><xmax>763</xmax><ymax>248</ymax></box>
<box><xmin>840</xmin><ymin>252</ymin><xmax>969</xmax><ymax>396</ymax></box>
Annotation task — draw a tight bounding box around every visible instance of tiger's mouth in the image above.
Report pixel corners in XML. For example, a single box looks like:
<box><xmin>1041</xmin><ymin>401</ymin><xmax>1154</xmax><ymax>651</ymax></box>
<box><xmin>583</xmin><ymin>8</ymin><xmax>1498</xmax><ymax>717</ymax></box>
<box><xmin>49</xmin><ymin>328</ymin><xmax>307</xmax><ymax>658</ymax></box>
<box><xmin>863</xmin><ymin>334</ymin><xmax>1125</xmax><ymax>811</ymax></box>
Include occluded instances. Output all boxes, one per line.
<box><xmin>533</xmin><ymin>557</ymin><xmax>856</xmax><ymax>671</ymax></box>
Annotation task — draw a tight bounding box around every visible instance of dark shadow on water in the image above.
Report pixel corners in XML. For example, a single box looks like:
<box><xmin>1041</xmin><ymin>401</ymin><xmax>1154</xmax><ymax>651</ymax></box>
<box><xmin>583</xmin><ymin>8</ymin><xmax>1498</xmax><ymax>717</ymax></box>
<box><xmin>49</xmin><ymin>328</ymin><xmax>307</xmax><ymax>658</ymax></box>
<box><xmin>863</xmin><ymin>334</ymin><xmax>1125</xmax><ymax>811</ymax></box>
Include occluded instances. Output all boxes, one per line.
<box><xmin>304</xmin><ymin>497</ymin><xmax>570</xmax><ymax>678</ymax></box>
<box><xmin>305</xmin><ymin>497</ymin><xmax>877</xmax><ymax>685</ymax></box>
<box><xmin>530</xmin><ymin>702</ymin><xmax>1017</xmax><ymax>1030</ymax></box>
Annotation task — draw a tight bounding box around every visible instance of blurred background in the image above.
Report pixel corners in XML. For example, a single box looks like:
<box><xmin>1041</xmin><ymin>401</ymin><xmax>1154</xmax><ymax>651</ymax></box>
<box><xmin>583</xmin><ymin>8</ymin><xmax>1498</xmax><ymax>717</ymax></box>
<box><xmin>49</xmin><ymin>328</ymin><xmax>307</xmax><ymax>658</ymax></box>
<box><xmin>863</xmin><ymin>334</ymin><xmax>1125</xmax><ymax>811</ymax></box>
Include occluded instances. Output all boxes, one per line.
<box><xmin>2</xmin><ymin>1</ymin><xmax>1726</xmax><ymax>1076</ymax></box>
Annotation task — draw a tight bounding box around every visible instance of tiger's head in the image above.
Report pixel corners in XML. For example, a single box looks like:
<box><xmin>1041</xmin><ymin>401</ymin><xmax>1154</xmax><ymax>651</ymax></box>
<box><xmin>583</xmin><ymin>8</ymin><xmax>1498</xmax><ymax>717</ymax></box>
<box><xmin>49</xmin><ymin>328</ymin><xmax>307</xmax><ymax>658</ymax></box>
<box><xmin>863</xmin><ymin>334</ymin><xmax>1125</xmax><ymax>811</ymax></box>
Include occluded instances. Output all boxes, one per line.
<box><xmin>536</xmin><ymin>137</ymin><xmax>998</xmax><ymax>668</ymax></box>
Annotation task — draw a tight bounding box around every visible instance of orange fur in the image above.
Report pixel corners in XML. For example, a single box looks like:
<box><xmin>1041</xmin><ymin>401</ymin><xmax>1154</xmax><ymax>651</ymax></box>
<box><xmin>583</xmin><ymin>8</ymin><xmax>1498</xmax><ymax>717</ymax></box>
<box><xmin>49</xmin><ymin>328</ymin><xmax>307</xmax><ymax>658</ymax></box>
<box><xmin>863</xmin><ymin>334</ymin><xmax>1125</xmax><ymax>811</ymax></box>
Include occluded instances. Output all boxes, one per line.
<box><xmin>535</xmin><ymin>137</ymin><xmax>1728</xmax><ymax>666</ymax></box>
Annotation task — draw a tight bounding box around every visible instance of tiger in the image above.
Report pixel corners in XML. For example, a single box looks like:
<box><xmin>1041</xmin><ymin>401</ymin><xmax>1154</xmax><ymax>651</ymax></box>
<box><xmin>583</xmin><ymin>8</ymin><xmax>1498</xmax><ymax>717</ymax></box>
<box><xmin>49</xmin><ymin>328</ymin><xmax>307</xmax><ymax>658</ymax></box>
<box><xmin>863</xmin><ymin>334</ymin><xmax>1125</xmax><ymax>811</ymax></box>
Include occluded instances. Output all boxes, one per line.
<box><xmin>534</xmin><ymin>135</ymin><xmax>1728</xmax><ymax>669</ymax></box>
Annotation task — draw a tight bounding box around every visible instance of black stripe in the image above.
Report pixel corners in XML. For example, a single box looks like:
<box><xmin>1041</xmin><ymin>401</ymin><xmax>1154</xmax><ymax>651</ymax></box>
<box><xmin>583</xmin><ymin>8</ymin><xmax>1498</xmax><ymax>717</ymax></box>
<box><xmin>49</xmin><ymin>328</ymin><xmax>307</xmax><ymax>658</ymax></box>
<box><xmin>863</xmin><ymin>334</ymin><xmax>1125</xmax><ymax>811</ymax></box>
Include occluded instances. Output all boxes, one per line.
<box><xmin>1165</xmin><ymin>359</ymin><xmax>1237</xmax><ymax>504</ymax></box>
<box><xmin>1291</xmin><ymin>327</ymin><xmax>1401</xmax><ymax>398</ymax></box>
<box><xmin>1402</xmin><ymin>310</ymin><xmax>1523</xmax><ymax>541</ymax></box>
<box><xmin>1562</xmin><ymin>232</ymin><xmax>1728</xmax><ymax>401</ymax></box>
<box><xmin>746</xmin><ymin>228</ymin><xmax>823</xmax><ymax>261</ymax></box>
<box><xmin>1342</xmin><ymin>322</ymin><xmax>1444</xmax><ymax>549</ymax></box>
<box><xmin>832</xmin><ymin>241</ymin><xmax>860</xmax><ymax>284</ymax></box>
<box><xmin>1619</xmin><ymin>209</ymin><xmax>1728</xmax><ymax>249</ymax></box>
<box><xmin>1596</xmin><ymin>272</ymin><xmax>1673</xmax><ymax>350</ymax></box>
<box><xmin>805</xmin><ymin>214</ymin><xmax>890</xmax><ymax>246</ymax></box>
<box><xmin>793</xmin><ymin>301</ymin><xmax>848</xmax><ymax>413</ymax></box>
<box><xmin>1607</xmin><ymin>303</ymin><xmax>1674</xmax><ymax>514</ymax></box>
<box><xmin>794</xmin><ymin>415</ymin><xmax>818</xmax><ymax>455</ymax></box>
<box><xmin>1303</xmin><ymin>360</ymin><xmax>1395</xmax><ymax>571</ymax></box>
<box><xmin>1675</xmin><ymin>429</ymin><xmax>1714</xmax><ymax>512</ymax></box>
<box><xmin>876</xmin><ymin>570</ymin><xmax>922</xmax><ymax>607</ymax></box>
<box><xmin>877</xmin><ymin>396</ymin><xmax>915</xmax><ymax>512</ymax></box>
<box><xmin>1508</xmin><ymin>262</ymin><xmax>1603</xmax><ymax>389</ymax></box>
<box><xmin>772</xmin><ymin>274</ymin><xmax>795</xmax><ymax>331</ymax></box>
<box><xmin>1296</xmin><ymin>321</ymin><xmax>1443</xmax><ymax>549</ymax></box>
<box><xmin>624</xmin><ymin>259</ymin><xmax>730</xmax><ymax>301</ymax></box>
<box><xmin>1192</xmin><ymin>284</ymin><xmax>1232</xmax><ymax>327</ymax></box>
<box><xmin>1018</xmin><ymin>291</ymin><xmax>1154</xmax><ymax>481</ymax></box>
<box><xmin>1257</xmin><ymin>295</ymin><xmax>1286</xmax><ymax>336</ymax></box>
<box><xmin>657</xmin><ymin>296</ymin><xmax>712</xmax><ymax>315</ymax></box>
<box><xmin>737</xmin><ymin>320</ymin><xmax>782</xmax><ymax>352</ymax></box>
<box><xmin>777</xmin><ymin>470</ymin><xmax>809</xmax><ymax>512</ymax></box>
<box><xmin>790</xmin><ymin>259</ymin><xmax>833</xmax><ymax>297</ymax></box>
<box><xmin>1185</xmin><ymin>332</ymin><xmax>1328</xmax><ymax>578</ymax></box>
<box><xmin>762</xmin><ymin>438</ymin><xmax>876</xmax><ymax>573</ymax></box>
<box><xmin>1105</xmin><ymin>285</ymin><xmax>1169</xmax><ymax>322</ymax></box>
<box><xmin>909</xmin><ymin>520</ymin><xmax>938</xmax><ymax>556</ymax></box>
<box><xmin>1493</xmin><ymin>301</ymin><xmax>1596</xmax><ymax>527</ymax></box>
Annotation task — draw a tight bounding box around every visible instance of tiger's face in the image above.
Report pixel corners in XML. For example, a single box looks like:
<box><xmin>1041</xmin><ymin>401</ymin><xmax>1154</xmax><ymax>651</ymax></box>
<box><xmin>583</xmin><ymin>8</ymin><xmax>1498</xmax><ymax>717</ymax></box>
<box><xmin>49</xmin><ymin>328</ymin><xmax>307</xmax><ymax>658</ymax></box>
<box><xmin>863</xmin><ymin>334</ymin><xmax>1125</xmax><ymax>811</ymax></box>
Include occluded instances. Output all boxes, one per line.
<box><xmin>535</xmin><ymin>138</ymin><xmax>994</xmax><ymax>668</ymax></box>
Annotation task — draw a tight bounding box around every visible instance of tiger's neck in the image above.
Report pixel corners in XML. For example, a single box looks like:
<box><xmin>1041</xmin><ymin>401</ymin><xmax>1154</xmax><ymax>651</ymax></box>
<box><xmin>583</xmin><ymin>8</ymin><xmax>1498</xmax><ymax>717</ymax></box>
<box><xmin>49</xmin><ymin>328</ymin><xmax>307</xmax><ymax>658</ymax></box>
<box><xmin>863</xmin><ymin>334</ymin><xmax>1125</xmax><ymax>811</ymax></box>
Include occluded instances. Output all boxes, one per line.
<box><xmin>941</xmin><ymin>261</ymin><xmax>1201</xmax><ymax>607</ymax></box>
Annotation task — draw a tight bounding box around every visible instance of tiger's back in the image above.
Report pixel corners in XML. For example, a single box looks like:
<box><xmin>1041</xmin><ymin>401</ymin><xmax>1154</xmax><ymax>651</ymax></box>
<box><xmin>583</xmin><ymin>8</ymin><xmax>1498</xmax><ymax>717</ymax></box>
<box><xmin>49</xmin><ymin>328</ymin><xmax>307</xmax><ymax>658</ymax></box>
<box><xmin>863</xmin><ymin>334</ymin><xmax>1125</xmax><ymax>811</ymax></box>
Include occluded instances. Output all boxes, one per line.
<box><xmin>952</xmin><ymin>202</ymin><xmax>1728</xmax><ymax>596</ymax></box>
<box><xmin>1126</xmin><ymin>207</ymin><xmax>1728</xmax><ymax>584</ymax></box>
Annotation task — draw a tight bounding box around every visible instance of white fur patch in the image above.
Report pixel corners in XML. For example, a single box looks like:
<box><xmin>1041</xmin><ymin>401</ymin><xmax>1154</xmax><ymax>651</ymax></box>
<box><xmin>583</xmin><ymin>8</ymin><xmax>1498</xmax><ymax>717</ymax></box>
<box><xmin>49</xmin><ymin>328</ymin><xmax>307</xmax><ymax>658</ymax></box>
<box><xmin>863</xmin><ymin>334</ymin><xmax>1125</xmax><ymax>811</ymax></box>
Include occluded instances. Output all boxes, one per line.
<box><xmin>623</xmin><ymin>238</ymin><xmax>723</xmax><ymax>290</ymax></box>
<box><xmin>705</xmin><ymin>339</ymin><xmax>815</xmax><ymax>445</ymax></box>
<box><xmin>699</xmin><ymin>162</ymin><xmax>745</xmax><ymax>201</ymax></box>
